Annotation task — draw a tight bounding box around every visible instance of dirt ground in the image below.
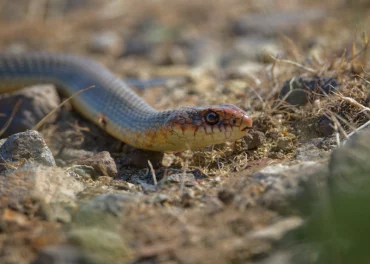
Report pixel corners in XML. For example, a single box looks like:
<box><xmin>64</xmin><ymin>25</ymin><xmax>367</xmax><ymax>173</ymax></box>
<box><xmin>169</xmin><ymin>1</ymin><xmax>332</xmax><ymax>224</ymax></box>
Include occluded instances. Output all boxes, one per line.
<box><xmin>0</xmin><ymin>1</ymin><xmax>370</xmax><ymax>264</ymax></box>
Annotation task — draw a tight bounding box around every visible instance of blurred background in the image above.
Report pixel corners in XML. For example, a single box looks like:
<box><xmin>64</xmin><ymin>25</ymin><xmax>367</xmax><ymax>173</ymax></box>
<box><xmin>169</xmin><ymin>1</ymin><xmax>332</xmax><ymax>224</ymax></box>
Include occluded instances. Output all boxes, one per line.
<box><xmin>0</xmin><ymin>0</ymin><xmax>369</xmax><ymax>73</ymax></box>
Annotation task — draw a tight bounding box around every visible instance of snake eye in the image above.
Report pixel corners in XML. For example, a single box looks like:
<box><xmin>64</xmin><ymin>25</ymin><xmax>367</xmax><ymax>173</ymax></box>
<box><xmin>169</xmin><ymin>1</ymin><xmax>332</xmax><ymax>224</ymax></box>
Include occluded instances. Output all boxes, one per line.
<box><xmin>204</xmin><ymin>111</ymin><xmax>219</xmax><ymax>125</ymax></box>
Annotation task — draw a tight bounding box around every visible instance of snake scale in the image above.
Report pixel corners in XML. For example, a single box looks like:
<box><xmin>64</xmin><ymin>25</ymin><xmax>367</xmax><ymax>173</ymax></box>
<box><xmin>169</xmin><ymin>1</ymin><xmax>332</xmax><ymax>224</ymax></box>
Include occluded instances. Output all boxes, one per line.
<box><xmin>0</xmin><ymin>52</ymin><xmax>252</xmax><ymax>151</ymax></box>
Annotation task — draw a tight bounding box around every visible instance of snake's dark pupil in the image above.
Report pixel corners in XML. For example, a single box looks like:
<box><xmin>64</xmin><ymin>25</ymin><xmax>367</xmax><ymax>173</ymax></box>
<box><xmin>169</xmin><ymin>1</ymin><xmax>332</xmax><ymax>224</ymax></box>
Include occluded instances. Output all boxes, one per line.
<box><xmin>205</xmin><ymin>111</ymin><xmax>219</xmax><ymax>125</ymax></box>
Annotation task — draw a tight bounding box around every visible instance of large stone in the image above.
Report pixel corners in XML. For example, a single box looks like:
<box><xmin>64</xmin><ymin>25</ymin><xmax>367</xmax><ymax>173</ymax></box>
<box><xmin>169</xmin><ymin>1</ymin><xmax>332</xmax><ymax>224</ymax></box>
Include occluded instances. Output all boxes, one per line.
<box><xmin>253</xmin><ymin>161</ymin><xmax>328</xmax><ymax>213</ymax></box>
<box><xmin>0</xmin><ymin>130</ymin><xmax>56</xmax><ymax>171</ymax></box>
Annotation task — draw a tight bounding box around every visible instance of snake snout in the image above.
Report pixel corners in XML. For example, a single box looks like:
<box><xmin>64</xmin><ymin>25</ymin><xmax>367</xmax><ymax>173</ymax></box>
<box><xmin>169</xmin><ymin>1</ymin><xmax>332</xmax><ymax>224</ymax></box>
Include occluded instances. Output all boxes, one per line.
<box><xmin>241</xmin><ymin>115</ymin><xmax>253</xmax><ymax>131</ymax></box>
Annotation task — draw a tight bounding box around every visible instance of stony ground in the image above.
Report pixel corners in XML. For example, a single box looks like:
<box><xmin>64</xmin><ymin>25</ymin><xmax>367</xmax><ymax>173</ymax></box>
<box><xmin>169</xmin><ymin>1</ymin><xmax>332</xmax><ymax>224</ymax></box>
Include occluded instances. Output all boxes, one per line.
<box><xmin>0</xmin><ymin>1</ymin><xmax>370</xmax><ymax>264</ymax></box>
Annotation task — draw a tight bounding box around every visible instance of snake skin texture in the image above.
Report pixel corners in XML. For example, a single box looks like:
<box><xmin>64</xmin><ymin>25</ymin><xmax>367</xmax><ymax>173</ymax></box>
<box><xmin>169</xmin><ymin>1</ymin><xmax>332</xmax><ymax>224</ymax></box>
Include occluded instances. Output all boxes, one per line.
<box><xmin>0</xmin><ymin>52</ymin><xmax>252</xmax><ymax>151</ymax></box>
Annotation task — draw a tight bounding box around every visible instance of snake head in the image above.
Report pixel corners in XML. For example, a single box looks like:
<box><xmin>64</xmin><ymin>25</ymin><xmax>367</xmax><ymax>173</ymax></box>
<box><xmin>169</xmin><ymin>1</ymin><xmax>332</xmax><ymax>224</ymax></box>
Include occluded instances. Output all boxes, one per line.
<box><xmin>162</xmin><ymin>104</ymin><xmax>252</xmax><ymax>151</ymax></box>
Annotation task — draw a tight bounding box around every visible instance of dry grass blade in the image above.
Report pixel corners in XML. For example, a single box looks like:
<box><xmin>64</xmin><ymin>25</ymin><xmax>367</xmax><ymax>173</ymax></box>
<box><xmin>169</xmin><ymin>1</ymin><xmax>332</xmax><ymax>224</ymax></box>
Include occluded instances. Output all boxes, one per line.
<box><xmin>0</xmin><ymin>99</ymin><xmax>22</xmax><ymax>137</ymax></box>
<box><xmin>345</xmin><ymin>120</ymin><xmax>370</xmax><ymax>142</ymax></box>
<box><xmin>334</xmin><ymin>91</ymin><xmax>370</xmax><ymax>116</ymax></box>
<box><xmin>148</xmin><ymin>160</ymin><xmax>157</xmax><ymax>185</ymax></box>
<box><xmin>33</xmin><ymin>85</ymin><xmax>95</xmax><ymax>131</ymax></box>
<box><xmin>269</xmin><ymin>54</ymin><xmax>317</xmax><ymax>74</ymax></box>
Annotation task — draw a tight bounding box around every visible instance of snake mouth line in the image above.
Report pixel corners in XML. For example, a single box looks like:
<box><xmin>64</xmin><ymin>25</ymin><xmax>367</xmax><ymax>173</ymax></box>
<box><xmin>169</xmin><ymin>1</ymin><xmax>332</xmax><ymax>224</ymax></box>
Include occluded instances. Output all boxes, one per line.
<box><xmin>241</xmin><ymin>126</ymin><xmax>251</xmax><ymax>132</ymax></box>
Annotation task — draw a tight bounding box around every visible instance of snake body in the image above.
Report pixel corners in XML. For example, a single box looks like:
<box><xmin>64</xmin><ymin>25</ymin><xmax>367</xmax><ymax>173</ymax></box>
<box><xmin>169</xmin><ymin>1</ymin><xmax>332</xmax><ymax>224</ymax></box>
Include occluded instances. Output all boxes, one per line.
<box><xmin>0</xmin><ymin>52</ymin><xmax>252</xmax><ymax>151</ymax></box>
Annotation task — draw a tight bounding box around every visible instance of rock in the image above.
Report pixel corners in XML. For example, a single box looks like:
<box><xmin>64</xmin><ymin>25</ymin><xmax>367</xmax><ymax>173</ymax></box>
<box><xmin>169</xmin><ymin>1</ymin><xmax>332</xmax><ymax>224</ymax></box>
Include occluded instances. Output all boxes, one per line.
<box><xmin>329</xmin><ymin>130</ymin><xmax>370</xmax><ymax>196</ymax></box>
<box><xmin>279</xmin><ymin>77</ymin><xmax>339</xmax><ymax>106</ymax></box>
<box><xmin>0</xmin><ymin>130</ymin><xmax>56</xmax><ymax>171</ymax></box>
<box><xmin>89</xmin><ymin>31</ymin><xmax>124</xmax><ymax>56</ymax></box>
<box><xmin>232</xmin><ymin>9</ymin><xmax>326</xmax><ymax>36</ymax></box>
<box><xmin>73</xmin><ymin>193</ymin><xmax>137</xmax><ymax>228</ymax></box>
<box><xmin>162</xmin><ymin>173</ymin><xmax>196</xmax><ymax>186</ymax></box>
<box><xmin>73</xmin><ymin>151</ymin><xmax>118</xmax><ymax>178</ymax></box>
<box><xmin>0</xmin><ymin>85</ymin><xmax>60</xmax><ymax>137</ymax></box>
<box><xmin>66</xmin><ymin>165</ymin><xmax>99</xmax><ymax>180</ymax></box>
<box><xmin>68</xmin><ymin>228</ymin><xmax>130</xmax><ymax>264</ymax></box>
<box><xmin>0</xmin><ymin>164</ymin><xmax>84</xmax><ymax>222</ymax></box>
<box><xmin>139</xmin><ymin>181</ymin><xmax>157</xmax><ymax>193</ymax></box>
<box><xmin>291</xmin><ymin>131</ymin><xmax>370</xmax><ymax>263</ymax></box>
<box><xmin>243</xmin><ymin>130</ymin><xmax>266</xmax><ymax>150</ymax></box>
<box><xmin>31</xmin><ymin>245</ymin><xmax>86</xmax><ymax>264</ymax></box>
<box><xmin>58</xmin><ymin>148</ymin><xmax>94</xmax><ymax>161</ymax></box>
<box><xmin>253</xmin><ymin>161</ymin><xmax>328</xmax><ymax>213</ymax></box>
<box><xmin>295</xmin><ymin>140</ymin><xmax>331</xmax><ymax>161</ymax></box>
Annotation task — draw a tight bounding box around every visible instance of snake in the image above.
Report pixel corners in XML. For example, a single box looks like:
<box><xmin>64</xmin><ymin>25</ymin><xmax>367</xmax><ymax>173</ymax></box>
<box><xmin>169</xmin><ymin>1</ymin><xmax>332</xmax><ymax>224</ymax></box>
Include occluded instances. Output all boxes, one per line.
<box><xmin>0</xmin><ymin>52</ymin><xmax>252</xmax><ymax>151</ymax></box>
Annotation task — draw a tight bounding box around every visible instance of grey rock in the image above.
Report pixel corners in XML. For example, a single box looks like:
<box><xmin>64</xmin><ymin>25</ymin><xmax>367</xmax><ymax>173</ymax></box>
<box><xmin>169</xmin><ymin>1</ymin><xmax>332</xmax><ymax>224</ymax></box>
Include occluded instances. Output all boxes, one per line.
<box><xmin>163</xmin><ymin>173</ymin><xmax>196</xmax><ymax>186</ymax></box>
<box><xmin>253</xmin><ymin>161</ymin><xmax>328</xmax><ymax>213</ymax></box>
<box><xmin>0</xmin><ymin>165</ymin><xmax>84</xmax><ymax>222</ymax></box>
<box><xmin>0</xmin><ymin>85</ymin><xmax>60</xmax><ymax>137</ymax></box>
<box><xmin>139</xmin><ymin>181</ymin><xmax>157</xmax><ymax>192</ymax></box>
<box><xmin>0</xmin><ymin>130</ymin><xmax>56</xmax><ymax>171</ymax></box>
<box><xmin>292</xmin><ymin>131</ymin><xmax>370</xmax><ymax>263</ymax></box>
<box><xmin>31</xmin><ymin>245</ymin><xmax>86</xmax><ymax>264</ymax></box>
<box><xmin>329</xmin><ymin>130</ymin><xmax>370</xmax><ymax>195</ymax></box>
<box><xmin>295</xmin><ymin>141</ymin><xmax>331</xmax><ymax>161</ymax></box>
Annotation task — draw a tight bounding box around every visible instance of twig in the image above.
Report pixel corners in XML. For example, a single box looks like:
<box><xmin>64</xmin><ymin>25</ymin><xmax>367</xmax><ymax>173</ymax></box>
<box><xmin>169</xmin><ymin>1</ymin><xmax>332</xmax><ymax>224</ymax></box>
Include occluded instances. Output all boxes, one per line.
<box><xmin>345</xmin><ymin>120</ymin><xmax>370</xmax><ymax>142</ymax></box>
<box><xmin>148</xmin><ymin>160</ymin><xmax>157</xmax><ymax>185</ymax></box>
<box><xmin>0</xmin><ymin>99</ymin><xmax>22</xmax><ymax>137</ymax></box>
<box><xmin>269</xmin><ymin>54</ymin><xmax>317</xmax><ymax>74</ymax></box>
<box><xmin>33</xmin><ymin>85</ymin><xmax>95</xmax><ymax>131</ymax></box>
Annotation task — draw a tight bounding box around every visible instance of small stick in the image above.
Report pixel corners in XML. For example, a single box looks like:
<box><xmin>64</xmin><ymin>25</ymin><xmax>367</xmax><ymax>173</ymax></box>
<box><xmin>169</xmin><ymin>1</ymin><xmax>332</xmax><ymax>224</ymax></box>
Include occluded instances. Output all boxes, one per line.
<box><xmin>33</xmin><ymin>85</ymin><xmax>95</xmax><ymax>131</ymax></box>
<box><xmin>0</xmin><ymin>99</ymin><xmax>22</xmax><ymax>137</ymax></box>
<box><xmin>148</xmin><ymin>160</ymin><xmax>157</xmax><ymax>185</ymax></box>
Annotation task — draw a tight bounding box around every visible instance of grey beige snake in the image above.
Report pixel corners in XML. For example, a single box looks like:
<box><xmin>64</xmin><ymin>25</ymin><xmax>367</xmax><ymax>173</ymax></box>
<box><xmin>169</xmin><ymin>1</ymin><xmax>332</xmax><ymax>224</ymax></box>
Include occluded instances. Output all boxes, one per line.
<box><xmin>0</xmin><ymin>52</ymin><xmax>252</xmax><ymax>151</ymax></box>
